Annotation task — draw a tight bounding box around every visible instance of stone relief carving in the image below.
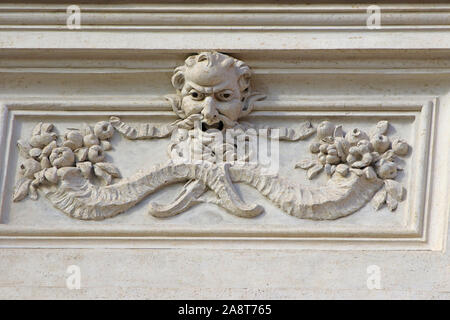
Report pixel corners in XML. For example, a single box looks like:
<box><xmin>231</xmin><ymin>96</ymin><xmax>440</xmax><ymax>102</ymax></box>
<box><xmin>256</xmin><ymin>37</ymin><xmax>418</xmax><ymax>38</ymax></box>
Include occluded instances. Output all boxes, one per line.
<box><xmin>13</xmin><ymin>52</ymin><xmax>410</xmax><ymax>220</ymax></box>
<box><xmin>296</xmin><ymin>120</ymin><xmax>408</xmax><ymax>211</ymax></box>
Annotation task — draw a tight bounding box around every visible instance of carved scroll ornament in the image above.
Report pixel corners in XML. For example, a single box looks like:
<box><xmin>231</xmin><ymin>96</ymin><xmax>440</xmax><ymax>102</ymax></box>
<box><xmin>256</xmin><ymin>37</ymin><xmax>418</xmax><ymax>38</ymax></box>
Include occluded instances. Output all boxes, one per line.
<box><xmin>13</xmin><ymin>52</ymin><xmax>410</xmax><ymax>220</ymax></box>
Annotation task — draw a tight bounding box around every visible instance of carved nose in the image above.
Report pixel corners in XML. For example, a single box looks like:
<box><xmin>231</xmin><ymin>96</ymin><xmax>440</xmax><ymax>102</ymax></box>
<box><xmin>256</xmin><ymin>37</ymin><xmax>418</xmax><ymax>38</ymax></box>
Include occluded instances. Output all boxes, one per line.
<box><xmin>201</xmin><ymin>97</ymin><xmax>219</xmax><ymax>123</ymax></box>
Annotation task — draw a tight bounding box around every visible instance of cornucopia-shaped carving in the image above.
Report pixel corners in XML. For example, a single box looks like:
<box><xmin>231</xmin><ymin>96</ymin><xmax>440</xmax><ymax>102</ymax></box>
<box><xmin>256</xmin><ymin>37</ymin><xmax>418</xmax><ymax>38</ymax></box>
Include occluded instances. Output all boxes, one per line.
<box><xmin>13</xmin><ymin>118</ymin><xmax>407</xmax><ymax>221</ymax></box>
<box><xmin>45</xmin><ymin>161</ymin><xmax>383</xmax><ymax>220</ymax></box>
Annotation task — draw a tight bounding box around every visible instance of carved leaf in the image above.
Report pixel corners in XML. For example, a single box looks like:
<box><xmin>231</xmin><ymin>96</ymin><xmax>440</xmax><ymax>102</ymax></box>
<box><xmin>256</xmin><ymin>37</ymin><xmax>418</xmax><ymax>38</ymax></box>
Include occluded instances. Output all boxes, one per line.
<box><xmin>307</xmin><ymin>163</ymin><xmax>323</xmax><ymax>179</ymax></box>
<box><xmin>386</xmin><ymin>193</ymin><xmax>398</xmax><ymax>211</ymax></box>
<box><xmin>84</xmin><ymin>125</ymin><xmax>93</xmax><ymax>136</ymax></box>
<box><xmin>75</xmin><ymin>147</ymin><xmax>88</xmax><ymax>162</ymax></box>
<box><xmin>94</xmin><ymin>162</ymin><xmax>121</xmax><ymax>178</ymax></box>
<box><xmin>333</xmin><ymin>125</ymin><xmax>344</xmax><ymax>138</ymax></box>
<box><xmin>32</xmin><ymin>122</ymin><xmax>43</xmax><ymax>136</ymax></box>
<box><xmin>295</xmin><ymin>158</ymin><xmax>316</xmax><ymax>170</ymax></box>
<box><xmin>33</xmin><ymin>170</ymin><xmax>46</xmax><ymax>185</ymax></box>
<box><xmin>296</xmin><ymin>121</ymin><xmax>316</xmax><ymax>139</ymax></box>
<box><xmin>371</xmin><ymin>187</ymin><xmax>387</xmax><ymax>210</ymax></box>
<box><xmin>28</xmin><ymin>184</ymin><xmax>38</xmax><ymax>200</ymax></box>
<box><xmin>93</xmin><ymin>165</ymin><xmax>112</xmax><ymax>185</ymax></box>
<box><xmin>44</xmin><ymin>167</ymin><xmax>58</xmax><ymax>183</ymax></box>
<box><xmin>372</xmin><ymin>120</ymin><xmax>389</xmax><ymax>136</ymax></box>
<box><xmin>13</xmin><ymin>178</ymin><xmax>32</xmax><ymax>202</ymax></box>
<box><xmin>41</xmin><ymin>157</ymin><xmax>51</xmax><ymax>169</ymax></box>
<box><xmin>293</xmin><ymin>121</ymin><xmax>315</xmax><ymax>140</ymax></box>
<box><xmin>17</xmin><ymin>140</ymin><xmax>32</xmax><ymax>159</ymax></box>
<box><xmin>384</xmin><ymin>179</ymin><xmax>403</xmax><ymax>201</ymax></box>
<box><xmin>76</xmin><ymin>161</ymin><xmax>92</xmax><ymax>179</ymax></box>
<box><xmin>278</xmin><ymin>121</ymin><xmax>315</xmax><ymax>141</ymax></box>
<box><xmin>381</xmin><ymin>150</ymin><xmax>396</xmax><ymax>161</ymax></box>
<box><xmin>350</xmin><ymin>168</ymin><xmax>364</xmax><ymax>176</ymax></box>
<box><xmin>364</xmin><ymin>166</ymin><xmax>377</xmax><ymax>180</ymax></box>
<box><xmin>41</xmin><ymin>123</ymin><xmax>54</xmax><ymax>133</ymax></box>
<box><xmin>41</xmin><ymin>141</ymin><xmax>57</xmax><ymax>158</ymax></box>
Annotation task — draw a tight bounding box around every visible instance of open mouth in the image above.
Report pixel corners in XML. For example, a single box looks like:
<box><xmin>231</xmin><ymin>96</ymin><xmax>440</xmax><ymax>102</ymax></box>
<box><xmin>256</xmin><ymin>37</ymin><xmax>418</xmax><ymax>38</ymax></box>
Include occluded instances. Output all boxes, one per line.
<box><xmin>201</xmin><ymin>121</ymin><xmax>224</xmax><ymax>132</ymax></box>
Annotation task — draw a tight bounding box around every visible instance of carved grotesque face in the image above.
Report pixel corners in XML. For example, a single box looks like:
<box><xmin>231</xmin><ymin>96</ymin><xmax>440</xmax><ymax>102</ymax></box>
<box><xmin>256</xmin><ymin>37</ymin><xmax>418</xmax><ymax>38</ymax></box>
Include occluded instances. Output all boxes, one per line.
<box><xmin>171</xmin><ymin>52</ymin><xmax>251</xmax><ymax>131</ymax></box>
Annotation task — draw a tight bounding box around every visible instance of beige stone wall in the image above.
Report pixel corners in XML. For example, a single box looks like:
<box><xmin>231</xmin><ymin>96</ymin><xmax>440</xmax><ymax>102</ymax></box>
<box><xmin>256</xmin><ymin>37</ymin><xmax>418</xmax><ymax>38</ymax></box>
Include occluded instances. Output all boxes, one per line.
<box><xmin>0</xmin><ymin>1</ymin><xmax>449</xmax><ymax>299</ymax></box>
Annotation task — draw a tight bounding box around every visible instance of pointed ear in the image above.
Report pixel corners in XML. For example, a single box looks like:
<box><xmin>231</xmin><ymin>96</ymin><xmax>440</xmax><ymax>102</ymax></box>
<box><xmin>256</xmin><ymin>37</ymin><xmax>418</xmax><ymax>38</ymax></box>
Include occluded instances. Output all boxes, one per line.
<box><xmin>171</xmin><ymin>67</ymin><xmax>185</xmax><ymax>92</ymax></box>
<box><xmin>165</xmin><ymin>94</ymin><xmax>186</xmax><ymax>119</ymax></box>
<box><xmin>240</xmin><ymin>92</ymin><xmax>266</xmax><ymax>117</ymax></box>
<box><xmin>238</xmin><ymin>72</ymin><xmax>251</xmax><ymax>92</ymax></box>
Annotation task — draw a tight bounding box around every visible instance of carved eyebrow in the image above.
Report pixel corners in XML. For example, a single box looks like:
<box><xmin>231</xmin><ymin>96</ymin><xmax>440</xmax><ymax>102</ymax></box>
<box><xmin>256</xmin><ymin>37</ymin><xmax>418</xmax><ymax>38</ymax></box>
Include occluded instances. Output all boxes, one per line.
<box><xmin>211</xmin><ymin>81</ymin><xmax>234</xmax><ymax>93</ymax></box>
<box><xmin>185</xmin><ymin>81</ymin><xmax>233</xmax><ymax>94</ymax></box>
<box><xmin>184</xmin><ymin>81</ymin><xmax>210</xmax><ymax>94</ymax></box>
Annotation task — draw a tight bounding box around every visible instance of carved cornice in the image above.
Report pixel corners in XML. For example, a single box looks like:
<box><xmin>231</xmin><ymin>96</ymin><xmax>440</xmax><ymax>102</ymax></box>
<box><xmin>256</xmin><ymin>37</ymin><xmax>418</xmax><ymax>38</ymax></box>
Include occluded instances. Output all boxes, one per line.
<box><xmin>1</xmin><ymin>4</ymin><xmax>450</xmax><ymax>51</ymax></box>
<box><xmin>1</xmin><ymin>3</ymin><xmax>450</xmax><ymax>30</ymax></box>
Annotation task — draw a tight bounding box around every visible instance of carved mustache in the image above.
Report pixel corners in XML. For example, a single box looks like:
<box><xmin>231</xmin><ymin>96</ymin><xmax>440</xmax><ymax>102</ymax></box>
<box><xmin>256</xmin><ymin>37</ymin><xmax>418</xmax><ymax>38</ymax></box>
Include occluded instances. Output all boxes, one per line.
<box><xmin>175</xmin><ymin>113</ymin><xmax>237</xmax><ymax>131</ymax></box>
<box><xmin>199</xmin><ymin>113</ymin><xmax>237</xmax><ymax>130</ymax></box>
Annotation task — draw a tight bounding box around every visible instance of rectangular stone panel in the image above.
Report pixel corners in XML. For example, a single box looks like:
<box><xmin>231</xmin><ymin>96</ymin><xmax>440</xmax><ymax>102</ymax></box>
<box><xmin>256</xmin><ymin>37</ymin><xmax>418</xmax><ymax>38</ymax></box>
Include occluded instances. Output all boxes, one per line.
<box><xmin>0</xmin><ymin>99</ymin><xmax>440</xmax><ymax>250</ymax></box>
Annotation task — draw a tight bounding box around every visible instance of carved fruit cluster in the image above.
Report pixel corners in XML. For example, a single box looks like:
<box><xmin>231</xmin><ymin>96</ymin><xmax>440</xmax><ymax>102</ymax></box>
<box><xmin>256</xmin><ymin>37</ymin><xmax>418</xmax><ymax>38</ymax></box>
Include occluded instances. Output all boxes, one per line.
<box><xmin>13</xmin><ymin>121</ymin><xmax>120</xmax><ymax>202</ymax></box>
<box><xmin>296</xmin><ymin>120</ymin><xmax>409</xmax><ymax>211</ymax></box>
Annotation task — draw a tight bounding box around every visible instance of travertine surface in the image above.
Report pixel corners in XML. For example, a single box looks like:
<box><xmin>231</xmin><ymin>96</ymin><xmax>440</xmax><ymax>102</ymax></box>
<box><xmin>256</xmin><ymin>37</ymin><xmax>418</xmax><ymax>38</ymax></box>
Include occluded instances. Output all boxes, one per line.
<box><xmin>0</xmin><ymin>247</ymin><xmax>449</xmax><ymax>299</ymax></box>
<box><xmin>0</xmin><ymin>2</ymin><xmax>449</xmax><ymax>299</ymax></box>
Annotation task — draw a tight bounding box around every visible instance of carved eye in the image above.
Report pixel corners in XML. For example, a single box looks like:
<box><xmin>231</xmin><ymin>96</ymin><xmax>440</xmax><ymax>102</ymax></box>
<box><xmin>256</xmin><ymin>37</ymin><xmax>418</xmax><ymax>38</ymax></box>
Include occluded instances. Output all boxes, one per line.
<box><xmin>189</xmin><ymin>90</ymin><xmax>204</xmax><ymax>101</ymax></box>
<box><xmin>216</xmin><ymin>90</ymin><xmax>233</xmax><ymax>102</ymax></box>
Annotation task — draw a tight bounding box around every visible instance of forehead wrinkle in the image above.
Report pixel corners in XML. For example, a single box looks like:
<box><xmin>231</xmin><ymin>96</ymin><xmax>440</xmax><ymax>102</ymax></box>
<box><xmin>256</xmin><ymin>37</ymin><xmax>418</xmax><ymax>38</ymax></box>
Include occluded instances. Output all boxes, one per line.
<box><xmin>185</xmin><ymin>81</ymin><xmax>209</xmax><ymax>93</ymax></box>
<box><xmin>185</xmin><ymin>79</ymin><xmax>235</xmax><ymax>94</ymax></box>
<box><xmin>211</xmin><ymin>80</ymin><xmax>235</xmax><ymax>93</ymax></box>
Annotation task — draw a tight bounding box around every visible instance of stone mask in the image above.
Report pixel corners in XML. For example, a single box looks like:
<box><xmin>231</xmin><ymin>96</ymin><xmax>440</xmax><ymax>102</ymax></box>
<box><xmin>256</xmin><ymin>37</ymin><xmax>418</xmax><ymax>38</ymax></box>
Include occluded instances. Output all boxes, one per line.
<box><xmin>168</xmin><ymin>52</ymin><xmax>254</xmax><ymax>131</ymax></box>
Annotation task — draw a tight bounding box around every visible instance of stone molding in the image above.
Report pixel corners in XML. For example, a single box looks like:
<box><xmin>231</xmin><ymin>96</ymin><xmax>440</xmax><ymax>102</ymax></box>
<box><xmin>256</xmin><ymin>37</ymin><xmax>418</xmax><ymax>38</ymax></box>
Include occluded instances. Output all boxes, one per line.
<box><xmin>0</xmin><ymin>3</ymin><xmax>448</xmax><ymax>251</ymax></box>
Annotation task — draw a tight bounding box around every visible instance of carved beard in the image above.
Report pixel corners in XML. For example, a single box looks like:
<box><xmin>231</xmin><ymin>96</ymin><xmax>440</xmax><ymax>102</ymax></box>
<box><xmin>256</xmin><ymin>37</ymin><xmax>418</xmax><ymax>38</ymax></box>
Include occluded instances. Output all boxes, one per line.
<box><xmin>168</xmin><ymin>123</ymin><xmax>253</xmax><ymax>165</ymax></box>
